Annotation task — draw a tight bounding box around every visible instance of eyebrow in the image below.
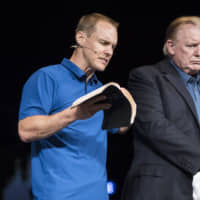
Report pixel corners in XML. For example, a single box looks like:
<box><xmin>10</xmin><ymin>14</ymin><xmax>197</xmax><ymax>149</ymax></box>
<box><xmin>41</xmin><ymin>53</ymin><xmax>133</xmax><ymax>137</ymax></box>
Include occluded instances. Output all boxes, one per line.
<box><xmin>99</xmin><ymin>38</ymin><xmax>117</xmax><ymax>48</ymax></box>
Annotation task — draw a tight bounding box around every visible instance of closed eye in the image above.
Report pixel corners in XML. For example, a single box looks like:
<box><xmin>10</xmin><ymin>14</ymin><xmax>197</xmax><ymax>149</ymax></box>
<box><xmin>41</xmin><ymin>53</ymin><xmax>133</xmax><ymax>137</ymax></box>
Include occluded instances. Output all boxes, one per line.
<box><xmin>187</xmin><ymin>44</ymin><xmax>198</xmax><ymax>48</ymax></box>
<box><xmin>99</xmin><ymin>39</ymin><xmax>117</xmax><ymax>51</ymax></box>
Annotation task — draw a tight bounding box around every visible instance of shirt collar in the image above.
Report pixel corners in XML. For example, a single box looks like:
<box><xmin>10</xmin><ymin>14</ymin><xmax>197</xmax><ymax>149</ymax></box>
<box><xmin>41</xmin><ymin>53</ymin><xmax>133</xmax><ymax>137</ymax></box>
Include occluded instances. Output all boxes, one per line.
<box><xmin>61</xmin><ymin>58</ymin><xmax>86</xmax><ymax>80</ymax></box>
<box><xmin>61</xmin><ymin>58</ymin><xmax>98</xmax><ymax>83</ymax></box>
<box><xmin>169</xmin><ymin>59</ymin><xmax>200</xmax><ymax>84</ymax></box>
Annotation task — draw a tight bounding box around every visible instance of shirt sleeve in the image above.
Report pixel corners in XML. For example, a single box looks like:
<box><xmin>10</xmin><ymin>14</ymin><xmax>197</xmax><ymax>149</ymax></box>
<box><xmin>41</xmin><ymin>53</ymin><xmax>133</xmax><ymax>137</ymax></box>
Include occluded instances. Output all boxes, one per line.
<box><xmin>18</xmin><ymin>69</ymin><xmax>55</xmax><ymax>120</ymax></box>
<box><xmin>108</xmin><ymin>128</ymin><xmax>119</xmax><ymax>134</ymax></box>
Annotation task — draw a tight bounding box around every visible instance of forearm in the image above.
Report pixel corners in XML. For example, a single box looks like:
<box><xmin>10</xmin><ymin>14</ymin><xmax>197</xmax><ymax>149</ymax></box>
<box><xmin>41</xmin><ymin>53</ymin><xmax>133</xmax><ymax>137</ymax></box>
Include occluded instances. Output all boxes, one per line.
<box><xmin>18</xmin><ymin>107</ymin><xmax>77</xmax><ymax>142</ymax></box>
<box><xmin>18</xmin><ymin>94</ymin><xmax>112</xmax><ymax>142</ymax></box>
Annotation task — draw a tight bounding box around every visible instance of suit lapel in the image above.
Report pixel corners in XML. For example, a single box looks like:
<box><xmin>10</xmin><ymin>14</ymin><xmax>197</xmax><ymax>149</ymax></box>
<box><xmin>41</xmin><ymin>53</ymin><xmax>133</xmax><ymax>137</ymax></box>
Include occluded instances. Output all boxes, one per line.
<box><xmin>159</xmin><ymin>59</ymin><xmax>199</xmax><ymax>122</ymax></box>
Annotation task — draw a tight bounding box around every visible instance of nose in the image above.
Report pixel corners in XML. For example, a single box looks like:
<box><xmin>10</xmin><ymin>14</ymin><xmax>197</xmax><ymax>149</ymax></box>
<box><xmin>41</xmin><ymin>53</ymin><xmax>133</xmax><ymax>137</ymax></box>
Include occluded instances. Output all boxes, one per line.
<box><xmin>194</xmin><ymin>45</ymin><xmax>200</xmax><ymax>57</ymax></box>
<box><xmin>104</xmin><ymin>46</ymin><xmax>114</xmax><ymax>57</ymax></box>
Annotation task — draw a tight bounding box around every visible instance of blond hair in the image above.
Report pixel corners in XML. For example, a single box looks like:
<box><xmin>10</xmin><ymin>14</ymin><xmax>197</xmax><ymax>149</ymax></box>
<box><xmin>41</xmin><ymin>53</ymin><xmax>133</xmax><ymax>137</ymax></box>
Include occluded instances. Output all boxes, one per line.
<box><xmin>163</xmin><ymin>16</ymin><xmax>200</xmax><ymax>56</ymax></box>
<box><xmin>75</xmin><ymin>12</ymin><xmax>119</xmax><ymax>36</ymax></box>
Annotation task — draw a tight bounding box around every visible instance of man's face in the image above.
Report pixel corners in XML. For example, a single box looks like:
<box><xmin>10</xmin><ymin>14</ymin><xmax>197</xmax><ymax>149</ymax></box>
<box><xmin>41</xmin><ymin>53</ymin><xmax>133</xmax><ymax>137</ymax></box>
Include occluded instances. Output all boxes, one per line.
<box><xmin>168</xmin><ymin>24</ymin><xmax>200</xmax><ymax>75</ymax></box>
<box><xmin>80</xmin><ymin>21</ymin><xmax>118</xmax><ymax>72</ymax></box>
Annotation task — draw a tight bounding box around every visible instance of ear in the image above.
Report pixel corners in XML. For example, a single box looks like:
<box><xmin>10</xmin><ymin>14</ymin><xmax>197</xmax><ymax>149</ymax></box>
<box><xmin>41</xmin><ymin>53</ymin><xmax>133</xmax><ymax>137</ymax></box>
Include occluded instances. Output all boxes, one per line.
<box><xmin>166</xmin><ymin>39</ymin><xmax>176</xmax><ymax>56</ymax></box>
<box><xmin>75</xmin><ymin>31</ymin><xmax>87</xmax><ymax>47</ymax></box>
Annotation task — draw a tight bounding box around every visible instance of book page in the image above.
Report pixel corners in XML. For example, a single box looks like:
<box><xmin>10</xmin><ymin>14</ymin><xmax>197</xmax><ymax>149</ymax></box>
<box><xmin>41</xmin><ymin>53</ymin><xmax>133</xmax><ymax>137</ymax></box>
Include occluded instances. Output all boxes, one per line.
<box><xmin>119</xmin><ymin>88</ymin><xmax>137</xmax><ymax>124</ymax></box>
<box><xmin>72</xmin><ymin>82</ymin><xmax>120</xmax><ymax>107</ymax></box>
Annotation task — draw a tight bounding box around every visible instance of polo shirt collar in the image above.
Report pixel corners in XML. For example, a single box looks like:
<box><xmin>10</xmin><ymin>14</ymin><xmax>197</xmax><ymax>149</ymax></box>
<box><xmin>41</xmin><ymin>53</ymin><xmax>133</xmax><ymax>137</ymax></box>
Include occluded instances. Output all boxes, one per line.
<box><xmin>61</xmin><ymin>58</ymin><xmax>86</xmax><ymax>80</ymax></box>
<box><xmin>61</xmin><ymin>58</ymin><xmax>98</xmax><ymax>82</ymax></box>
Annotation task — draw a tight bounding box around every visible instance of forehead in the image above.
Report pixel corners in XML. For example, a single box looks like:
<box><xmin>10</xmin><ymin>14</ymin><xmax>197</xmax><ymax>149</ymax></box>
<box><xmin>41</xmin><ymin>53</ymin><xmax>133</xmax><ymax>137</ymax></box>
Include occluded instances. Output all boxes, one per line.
<box><xmin>90</xmin><ymin>21</ymin><xmax>118</xmax><ymax>42</ymax></box>
<box><xmin>176</xmin><ymin>24</ymin><xmax>200</xmax><ymax>42</ymax></box>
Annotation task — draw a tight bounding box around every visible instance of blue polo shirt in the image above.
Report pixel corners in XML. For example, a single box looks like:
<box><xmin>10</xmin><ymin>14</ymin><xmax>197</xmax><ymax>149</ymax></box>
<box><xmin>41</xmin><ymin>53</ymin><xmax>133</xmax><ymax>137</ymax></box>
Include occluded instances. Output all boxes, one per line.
<box><xmin>19</xmin><ymin>58</ymin><xmax>117</xmax><ymax>200</ymax></box>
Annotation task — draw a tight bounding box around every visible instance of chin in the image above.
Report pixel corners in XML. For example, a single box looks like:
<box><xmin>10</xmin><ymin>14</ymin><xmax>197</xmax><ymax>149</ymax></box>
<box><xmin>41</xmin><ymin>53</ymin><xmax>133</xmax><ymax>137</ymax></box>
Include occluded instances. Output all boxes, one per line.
<box><xmin>188</xmin><ymin>69</ymin><xmax>199</xmax><ymax>75</ymax></box>
<box><xmin>189</xmin><ymin>66</ymin><xmax>200</xmax><ymax>74</ymax></box>
<box><xmin>95</xmin><ymin>64</ymin><xmax>107</xmax><ymax>72</ymax></box>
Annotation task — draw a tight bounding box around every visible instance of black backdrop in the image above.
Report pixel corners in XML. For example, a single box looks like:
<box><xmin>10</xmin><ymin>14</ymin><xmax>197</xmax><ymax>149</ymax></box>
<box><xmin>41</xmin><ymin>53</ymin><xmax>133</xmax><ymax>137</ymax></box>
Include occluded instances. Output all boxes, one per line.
<box><xmin>1</xmin><ymin>3</ymin><xmax>199</xmax><ymax>199</ymax></box>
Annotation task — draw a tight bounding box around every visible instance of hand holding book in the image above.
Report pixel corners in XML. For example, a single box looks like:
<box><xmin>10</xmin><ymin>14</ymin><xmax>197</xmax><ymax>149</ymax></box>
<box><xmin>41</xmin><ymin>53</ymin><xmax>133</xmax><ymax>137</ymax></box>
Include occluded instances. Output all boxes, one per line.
<box><xmin>72</xmin><ymin>82</ymin><xmax>136</xmax><ymax>129</ymax></box>
<box><xmin>71</xmin><ymin>94</ymin><xmax>112</xmax><ymax>120</ymax></box>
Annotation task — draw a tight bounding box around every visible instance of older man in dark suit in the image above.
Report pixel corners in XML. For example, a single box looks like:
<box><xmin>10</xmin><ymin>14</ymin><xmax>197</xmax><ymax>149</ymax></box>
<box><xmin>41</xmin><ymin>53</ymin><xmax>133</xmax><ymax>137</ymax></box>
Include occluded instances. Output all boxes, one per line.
<box><xmin>121</xmin><ymin>16</ymin><xmax>200</xmax><ymax>200</ymax></box>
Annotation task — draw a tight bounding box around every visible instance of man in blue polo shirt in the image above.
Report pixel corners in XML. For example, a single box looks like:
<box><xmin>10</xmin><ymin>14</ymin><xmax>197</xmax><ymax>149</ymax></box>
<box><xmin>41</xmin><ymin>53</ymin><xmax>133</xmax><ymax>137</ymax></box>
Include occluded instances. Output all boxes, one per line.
<box><xmin>18</xmin><ymin>13</ymin><xmax>130</xmax><ymax>200</ymax></box>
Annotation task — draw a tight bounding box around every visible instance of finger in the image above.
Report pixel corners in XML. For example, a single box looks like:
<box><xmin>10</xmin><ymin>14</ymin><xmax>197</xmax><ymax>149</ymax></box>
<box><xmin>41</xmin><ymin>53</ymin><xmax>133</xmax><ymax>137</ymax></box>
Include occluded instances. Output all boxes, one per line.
<box><xmin>86</xmin><ymin>95</ymin><xmax>107</xmax><ymax>105</ymax></box>
<box><xmin>90</xmin><ymin>103</ymin><xmax>112</xmax><ymax>113</ymax></box>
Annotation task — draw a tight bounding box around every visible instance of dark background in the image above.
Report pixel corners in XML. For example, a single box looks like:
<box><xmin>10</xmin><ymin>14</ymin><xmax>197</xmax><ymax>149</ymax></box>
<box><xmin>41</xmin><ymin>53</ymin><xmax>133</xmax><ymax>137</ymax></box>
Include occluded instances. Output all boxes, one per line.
<box><xmin>0</xmin><ymin>3</ymin><xmax>199</xmax><ymax>199</ymax></box>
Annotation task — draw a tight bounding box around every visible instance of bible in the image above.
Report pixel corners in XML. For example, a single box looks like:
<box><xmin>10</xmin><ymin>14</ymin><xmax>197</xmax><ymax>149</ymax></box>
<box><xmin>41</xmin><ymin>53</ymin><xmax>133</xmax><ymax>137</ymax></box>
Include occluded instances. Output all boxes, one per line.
<box><xmin>72</xmin><ymin>82</ymin><xmax>136</xmax><ymax>129</ymax></box>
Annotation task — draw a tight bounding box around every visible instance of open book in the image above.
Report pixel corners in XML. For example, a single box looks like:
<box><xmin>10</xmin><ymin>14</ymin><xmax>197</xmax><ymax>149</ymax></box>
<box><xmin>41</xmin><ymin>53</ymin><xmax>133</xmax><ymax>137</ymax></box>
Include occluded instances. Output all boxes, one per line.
<box><xmin>72</xmin><ymin>82</ymin><xmax>136</xmax><ymax>129</ymax></box>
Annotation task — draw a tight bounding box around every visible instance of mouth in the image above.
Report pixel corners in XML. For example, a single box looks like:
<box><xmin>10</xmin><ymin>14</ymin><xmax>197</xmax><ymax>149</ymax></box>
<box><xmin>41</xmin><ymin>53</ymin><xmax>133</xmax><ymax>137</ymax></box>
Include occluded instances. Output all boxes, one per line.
<box><xmin>191</xmin><ymin>61</ymin><xmax>200</xmax><ymax>65</ymax></box>
<box><xmin>99</xmin><ymin>57</ymin><xmax>108</xmax><ymax>65</ymax></box>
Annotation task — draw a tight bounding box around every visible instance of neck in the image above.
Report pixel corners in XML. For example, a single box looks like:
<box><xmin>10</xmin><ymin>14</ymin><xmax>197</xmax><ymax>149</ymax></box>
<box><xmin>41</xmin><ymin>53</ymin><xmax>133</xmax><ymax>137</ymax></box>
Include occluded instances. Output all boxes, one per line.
<box><xmin>70</xmin><ymin>50</ymin><xmax>95</xmax><ymax>82</ymax></box>
<box><xmin>85</xmin><ymin>68</ymin><xmax>95</xmax><ymax>82</ymax></box>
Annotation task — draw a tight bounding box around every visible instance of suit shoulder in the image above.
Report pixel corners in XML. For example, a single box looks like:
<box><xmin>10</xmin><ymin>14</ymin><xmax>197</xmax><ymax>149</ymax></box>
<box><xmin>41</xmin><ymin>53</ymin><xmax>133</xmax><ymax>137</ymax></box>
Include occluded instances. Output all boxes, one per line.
<box><xmin>129</xmin><ymin>62</ymin><xmax>161</xmax><ymax>76</ymax></box>
<box><xmin>128</xmin><ymin>59</ymin><xmax>171</xmax><ymax>83</ymax></box>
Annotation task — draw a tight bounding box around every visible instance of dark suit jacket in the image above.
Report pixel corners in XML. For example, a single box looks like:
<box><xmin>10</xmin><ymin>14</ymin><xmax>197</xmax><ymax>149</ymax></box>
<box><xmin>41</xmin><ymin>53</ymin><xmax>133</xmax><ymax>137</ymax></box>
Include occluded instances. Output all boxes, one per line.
<box><xmin>121</xmin><ymin>59</ymin><xmax>200</xmax><ymax>200</ymax></box>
